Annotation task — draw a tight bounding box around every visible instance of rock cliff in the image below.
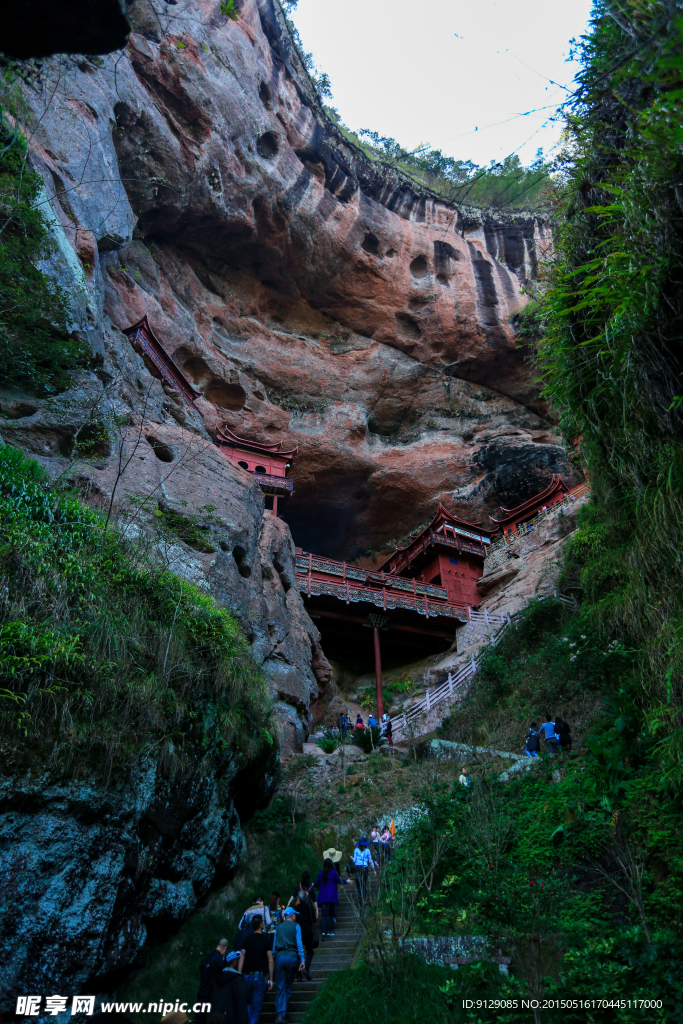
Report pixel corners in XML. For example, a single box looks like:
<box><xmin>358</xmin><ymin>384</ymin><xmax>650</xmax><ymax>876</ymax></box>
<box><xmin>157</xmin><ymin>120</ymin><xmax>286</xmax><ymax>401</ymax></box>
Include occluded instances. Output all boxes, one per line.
<box><xmin>0</xmin><ymin>0</ymin><xmax>577</xmax><ymax>1000</ymax></box>
<box><xmin>0</xmin><ymin>748</ymin><xmax>276</xmax><ymax>1005</ymax></box>
<box><xmin>12</xmin><ymin>0</ymin><xmax>572</xmax><ymax>564</ymax></box>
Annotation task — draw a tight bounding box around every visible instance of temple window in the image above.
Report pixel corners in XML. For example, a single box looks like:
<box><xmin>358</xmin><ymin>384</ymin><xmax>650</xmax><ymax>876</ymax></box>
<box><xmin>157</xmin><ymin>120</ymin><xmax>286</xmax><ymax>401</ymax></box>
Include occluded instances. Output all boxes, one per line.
<box><xmin>255</xmin><ymin>465</ymin><xmax>267</xmax><ymax>473</ymax></box>
<box><xmin>238</xmin><ymin>460</ymin><xmax>249</xmax><ymax>469</ymax></box>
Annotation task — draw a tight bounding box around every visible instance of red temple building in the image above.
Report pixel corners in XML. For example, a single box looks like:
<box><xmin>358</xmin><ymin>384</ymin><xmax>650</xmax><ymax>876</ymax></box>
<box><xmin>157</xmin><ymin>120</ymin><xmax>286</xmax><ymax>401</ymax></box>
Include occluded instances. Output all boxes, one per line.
<box><xmin>378</xmin><ymin>504</ymin><xmax>497</xmax><ymax>609</ymax></box>
<box><xmin>295</xmin><ymin>506</ymin><xmax>495</xmax><ymax>717</ymax></box>
<box><xmin>216</xmin><ymin>425</ymin><xmax>297</xmax><ymax>515</ymax></box>
<box><xmin>490</xmin><ymin>474</ymin><xmax>569</xmax><ymax>536</ymax></box>
<box><xmin>123</xmin><ymin>316</ymin><xmax>200</xmax><ymax>408</ymax></box>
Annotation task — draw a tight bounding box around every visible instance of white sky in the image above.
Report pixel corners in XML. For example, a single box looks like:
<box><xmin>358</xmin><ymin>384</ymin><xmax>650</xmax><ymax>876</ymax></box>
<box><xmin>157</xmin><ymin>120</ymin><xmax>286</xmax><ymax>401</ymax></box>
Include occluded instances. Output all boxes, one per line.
<box><xmin>289</xmin><ymin>0</ymin><xmax>594</xmax><ymax>167</ymax></box>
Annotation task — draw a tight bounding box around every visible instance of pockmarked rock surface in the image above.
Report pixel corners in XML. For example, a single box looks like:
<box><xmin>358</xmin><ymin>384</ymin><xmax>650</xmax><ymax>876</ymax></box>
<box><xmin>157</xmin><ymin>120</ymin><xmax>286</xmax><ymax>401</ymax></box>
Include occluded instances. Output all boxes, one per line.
<box><xmin>11</xmin><ymin>0</ymin><xmax>575</xmax><ymax>564</ymax></box>
<box><xmin>0</xmin><ymin>749</ymin><xmax>276</xmax><ymax>1008</ymax></box>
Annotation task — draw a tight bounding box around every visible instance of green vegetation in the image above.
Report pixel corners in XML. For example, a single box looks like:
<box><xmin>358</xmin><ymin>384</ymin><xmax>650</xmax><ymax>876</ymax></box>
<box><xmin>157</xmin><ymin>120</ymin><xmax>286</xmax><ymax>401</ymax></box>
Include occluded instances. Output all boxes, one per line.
<box><xmin>0</xmin><ymin>118</ymin><xmax>86</xmax><ymax>393</ymax></box>
<box><xmin>304</xmin><ymin>957</ymin><xmax>454</xmax><ymax>1024</ymax></box>
<box><xmin>533</xmin><ymin>0</ymin><xmax>683</xmax><ymax>769</ymax></box>
<box><xmin>352</xmin><ymin>130</ymin><xmax>553</xmax><ymax>212</ymax></box>
<box><xmin>0</xmin><ymin>443</ymin><xmax>273</xmax><ymax>775</ymax></box>
<box><xmin>308</xmin><ymin>5</ymin><xmax>683</xmax><ymax>1017</ymax></box>
<box><xmin>311</xmin><ymin>694</ymin><xmax>683</xmax><ymax>1020</ymax></box>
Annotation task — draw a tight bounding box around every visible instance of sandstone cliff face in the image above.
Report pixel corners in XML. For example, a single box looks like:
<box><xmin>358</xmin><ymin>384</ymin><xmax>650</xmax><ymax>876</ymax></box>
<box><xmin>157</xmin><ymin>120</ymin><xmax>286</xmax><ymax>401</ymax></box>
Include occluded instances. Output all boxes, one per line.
<box><xmin>13</xmin><ymin>0</ymin><xmax>572</xmax><ymax>565</ymax></box>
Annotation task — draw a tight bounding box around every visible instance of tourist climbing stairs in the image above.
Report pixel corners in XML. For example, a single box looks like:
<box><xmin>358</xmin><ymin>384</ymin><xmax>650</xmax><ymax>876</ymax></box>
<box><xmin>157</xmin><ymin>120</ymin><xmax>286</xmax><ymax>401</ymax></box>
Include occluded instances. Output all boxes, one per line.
<box><xmin>258</xmin><ymin>878</ymin><xmax>377</xmax><ymax>1022</ymax></box>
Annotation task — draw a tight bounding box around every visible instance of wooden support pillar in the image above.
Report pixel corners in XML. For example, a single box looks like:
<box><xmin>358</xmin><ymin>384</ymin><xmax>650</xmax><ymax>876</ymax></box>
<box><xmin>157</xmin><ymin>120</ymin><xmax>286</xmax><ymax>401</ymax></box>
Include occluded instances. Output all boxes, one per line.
<box><xmin>272</xmin><ymin>495</ymin><xmax>278</xmax><ymax>517</ymax></box>
<box><xmin>373</xmin><ymin>626</ymin><xmax>384</xmax><ymax>719</ymax></box>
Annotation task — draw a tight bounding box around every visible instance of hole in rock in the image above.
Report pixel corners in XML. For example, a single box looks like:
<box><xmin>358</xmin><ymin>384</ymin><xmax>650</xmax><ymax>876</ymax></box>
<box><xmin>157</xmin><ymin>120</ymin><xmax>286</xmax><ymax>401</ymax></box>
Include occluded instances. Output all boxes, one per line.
<box><xmin>76</xmin><ymin>421</ymin><xmax>111</xmax><ymax>459</ymax></box>
<box><xmin>256</xmin><ymin>132</ymin><xmax>279</xmax><ymax>159</ymax></box>
<box><xmin>1</xmin><ymin>401</ymin><xmax>39</xmax><ymax>419</ymax></box>
<box><xmin>395</xmin><ymin>312</ymin><xmax>422</xmax><ymax>340</ymax></box>
<box><xmin>204</xmin><ymin>380</ymin><xmax>246</xmax><ymax>410</ymax></box>
<box><xmin>258</xmin><ymin>81</ymin><xmax>272</xmax><ymax>109</ymax></box>
<box><xmin>361</xmin><ymin>232</ymin><xmax>381</xmax><ymax>256</ymax></box>
<box><xmin>385</xmin><ymin>248</ymin><xmax>397</xmax><ymax>258</ymax></box>
<box><xmin>432</xmin><ymin>340</ymin><xmax>445</xmax><ymax>352</ymax></box>
<box><xmin>232</xmin><ymin>544</ymin><xmax>252</xmax><ymax>578</ymax></box>
<box><xmin>145</xmin><ymin>435</ymin><xmax>174</xmax><ymax>462</ymax></box>
<box><xmin>410</xmin><ymin>255</ymin><xmax>429</xmax><ymax>279</ymax></box>
<box><xmin>437</xmin><ymin>273</ymin><xmax>450</xmax><ymax>286</ymax></box>
<box><xmin>272</xmin><ymin>554</ymin><xmax>292</xmax><ymax>592</ymax></box>
<box><xmin>408</xmin><ymin>297</ymin><xmax>429</xmax><ymax>311</ymax></box>
<box><xmin>177</xmin><ymin>351</ymin><xmax>211</xmax><ymax>383</ymax></box>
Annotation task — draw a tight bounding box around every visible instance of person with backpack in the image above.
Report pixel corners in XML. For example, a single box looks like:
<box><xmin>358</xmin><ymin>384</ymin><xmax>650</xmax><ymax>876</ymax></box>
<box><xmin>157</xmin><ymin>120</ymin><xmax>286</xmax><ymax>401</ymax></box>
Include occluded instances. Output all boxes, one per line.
<box><xmin>272</xmin><ymin>907</ymin><xmax>305</xmax><ymax>1024</ymax></box>
<box><xmin>315</xmin><ymin>852</ymin><xmax>350</xmax><ymax>939</ymax></box>
<box><xmin>289</xmin><ymin>882</ymin><xmax>318</xmax><ymax>979</ymax></box>
<box><xmin>287</xmin><ymin>870</ymin><xmax>317</xmax><ymax>915</ymax></box>
<box><xmin>209</xmin><ymin>950</ymin><xmax>249</xmax><ymax>1024</ymax></box>
<box><xmin>238</xmin><ymin>915</ymin><xmax>273</xmax><ymax>1024</ymax></box>
<box><xmin>525</xmin><ymin>723</ymin><xmax>540</xmax><ymax>757</ymax></box>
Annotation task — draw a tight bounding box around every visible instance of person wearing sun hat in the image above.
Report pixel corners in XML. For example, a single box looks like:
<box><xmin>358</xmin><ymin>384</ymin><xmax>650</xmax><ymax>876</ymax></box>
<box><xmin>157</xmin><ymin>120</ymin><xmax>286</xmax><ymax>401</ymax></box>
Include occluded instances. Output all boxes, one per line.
<box><xmin>315</xmin><ymin>852</ymin><xmax>350</xmax><ymax>939</ymax></box>
<box><xmin>272</xmin><ymin>907</ymin><xmax>305</xmax><ymax>1024</ymax></box>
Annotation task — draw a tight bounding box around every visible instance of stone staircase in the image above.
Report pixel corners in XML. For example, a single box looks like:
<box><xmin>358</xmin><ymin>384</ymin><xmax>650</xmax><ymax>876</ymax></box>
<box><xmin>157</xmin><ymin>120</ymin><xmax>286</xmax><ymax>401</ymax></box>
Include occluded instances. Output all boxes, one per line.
<box><xmin>258</xmin><ymin>880</ymin><xmax>371</xmax><ymax>1022</ymax></box>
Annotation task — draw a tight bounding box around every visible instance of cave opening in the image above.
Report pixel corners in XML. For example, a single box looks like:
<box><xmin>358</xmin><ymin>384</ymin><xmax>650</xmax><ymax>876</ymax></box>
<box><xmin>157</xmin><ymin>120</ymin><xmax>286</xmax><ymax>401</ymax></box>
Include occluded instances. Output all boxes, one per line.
<box><xmin>308</xmin><ymin>613</ymin><xmax>453</xmax><ymax>675</ymax></box>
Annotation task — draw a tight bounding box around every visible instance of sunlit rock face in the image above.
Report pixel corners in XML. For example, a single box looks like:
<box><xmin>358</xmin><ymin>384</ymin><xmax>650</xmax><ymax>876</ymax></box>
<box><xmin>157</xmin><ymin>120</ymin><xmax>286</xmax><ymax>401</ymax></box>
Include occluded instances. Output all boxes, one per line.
<box><xmin>11</xmin><ymin>0</ymin><xmax>572</xmax><ymax>709</ymax></box>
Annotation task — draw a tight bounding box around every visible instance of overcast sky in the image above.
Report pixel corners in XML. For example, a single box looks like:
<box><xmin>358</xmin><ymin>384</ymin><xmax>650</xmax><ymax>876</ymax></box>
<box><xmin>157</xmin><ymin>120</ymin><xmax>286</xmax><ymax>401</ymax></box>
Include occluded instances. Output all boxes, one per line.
<box><xmin>289</xmin><ymin>0</ymin><xmax>594</xmax><ymax>167</ymax></box>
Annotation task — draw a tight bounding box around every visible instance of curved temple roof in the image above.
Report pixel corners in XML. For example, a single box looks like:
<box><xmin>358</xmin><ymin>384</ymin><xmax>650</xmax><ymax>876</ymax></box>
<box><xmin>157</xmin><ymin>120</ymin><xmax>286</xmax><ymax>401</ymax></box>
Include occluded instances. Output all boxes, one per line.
<box><xmin>490</xmin><ymin>474</ymin><xmax>569</xmax><ymax>526</ymax></box>
<box><xmin>216</xmin><ymin>425</ymin><xmax>298</xmax><ymax>460</ymax></box>
<box><xmin>122</xmin><ymin>315</ymin><xmax>201</xmax><ymax>404</ymax></box>
<box><xmin>379</xmin><ymin>503</ymin><xmax>496</xmax><ymax>574</ymax></box>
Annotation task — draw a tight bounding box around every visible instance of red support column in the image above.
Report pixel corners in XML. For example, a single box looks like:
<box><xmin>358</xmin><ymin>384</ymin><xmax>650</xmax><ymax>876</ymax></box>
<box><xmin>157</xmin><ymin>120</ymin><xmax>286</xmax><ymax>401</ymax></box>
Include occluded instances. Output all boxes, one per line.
<box><xmin>373</xmin><ymin>626</ymin><xmax>384</xmax><ymax>719</ymax></box>
<box><xmin>272</xmin><ymin>495</ymin><xmax>278</xmax><ymax>517</ymax></box>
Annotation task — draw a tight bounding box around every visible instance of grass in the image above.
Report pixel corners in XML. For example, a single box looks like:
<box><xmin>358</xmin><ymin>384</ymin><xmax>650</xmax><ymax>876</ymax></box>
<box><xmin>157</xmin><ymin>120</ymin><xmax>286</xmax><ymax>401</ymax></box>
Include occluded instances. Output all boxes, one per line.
<box><xmin>0</xmin><ymin>442</ymin><xmax>274</xmax><ymax>777</ymax></box>
<box><xmin>441</xmin><ymin>596</ymin><xmax>614</xmax><ymax>753</ymax></box>
<box><xmin>302</xmin><ymin>956</ymin><xmax>454</xmax><ymax>1024</ymax></box>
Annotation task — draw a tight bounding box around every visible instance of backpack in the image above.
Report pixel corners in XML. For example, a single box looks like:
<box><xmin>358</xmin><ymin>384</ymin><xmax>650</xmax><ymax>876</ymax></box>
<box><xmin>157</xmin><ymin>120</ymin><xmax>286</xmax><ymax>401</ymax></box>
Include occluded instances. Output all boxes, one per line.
<box><xmin>295</xmin><ymin>885</ymin><xmax>314</xmax><ymax>908</ymax></box>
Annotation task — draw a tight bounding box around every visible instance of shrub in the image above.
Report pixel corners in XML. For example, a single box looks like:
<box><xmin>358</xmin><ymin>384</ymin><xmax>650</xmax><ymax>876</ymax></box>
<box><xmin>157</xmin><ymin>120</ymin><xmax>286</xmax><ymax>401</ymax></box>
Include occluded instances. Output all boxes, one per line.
<box><xmin>0</xmin><ymin>443</ymin><xmax>274</xmax><ymax>776</ymax></box>
<box><xmin>0</xmin><ymin>121</ymin><xmax>86</xmax><ymax>393</ymax></box>
<box><xmin>353</xmin><ymin>727</ymin><xmax>386</xmax><ymax>754</ymax></box>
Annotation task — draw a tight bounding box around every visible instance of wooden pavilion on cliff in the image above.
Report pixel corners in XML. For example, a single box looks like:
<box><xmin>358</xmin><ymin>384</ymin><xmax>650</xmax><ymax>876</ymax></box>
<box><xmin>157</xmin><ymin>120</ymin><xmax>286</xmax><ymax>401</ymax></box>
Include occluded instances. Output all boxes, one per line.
<box><xmin>123</xmin><ymin>316</ymin><xmax>201</xmax><ymax>408</ymax></box>
<box><xmin>489</xmin><ymin>474</ymin><xmax>569</xmax><ymax>536</ymax></box>
<box><xmin>216</xmin><ymin>425</ymin><xmax>297</xmax><ymax>516</ymax></box>
<box><xmin>379</xmin><ymin>504</ymin><xmax>498</xmax><ymax>609</ymax></box>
